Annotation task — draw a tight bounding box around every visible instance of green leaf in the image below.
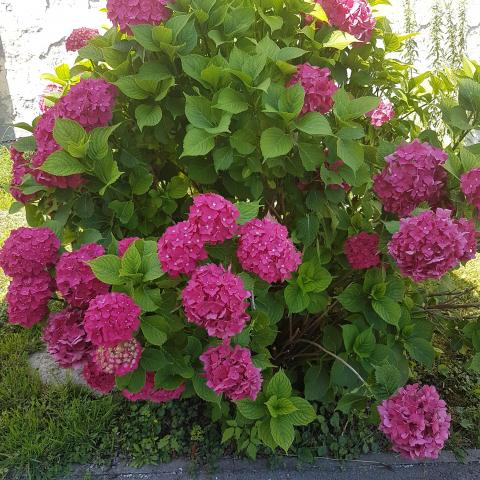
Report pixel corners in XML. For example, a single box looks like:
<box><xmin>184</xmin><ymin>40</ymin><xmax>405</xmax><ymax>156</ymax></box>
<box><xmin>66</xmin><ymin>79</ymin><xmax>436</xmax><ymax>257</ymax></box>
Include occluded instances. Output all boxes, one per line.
<box><xmin>270</xmin><ymin>417</ymin><xmax>294</xmax><ymax>452</ymax></box>
<box><xmin>135</xmin><ymin>104</ymin><xmax>163</xmax><ymax>131</ymax></box>
<box><xmin>260</xmin><ymin>128</ymin><xmax>293</xmax><ymax>159</ymax></box>
<box><xmin>40</xmin><ymin>150</ymin><xmax>86</xmax><ymax>176</ymax></box>
<box><xmin>342</xmin><ymin>324</ymin><xmax>360</xmax><ymax>352</ymax></box>
<box><xmin>385</xmin><ymin>278</ymin><xmax>405</xmax><ymax>302</ymax></box>
<box><xmin>87</xmin><ymin>125</ymin><xmax>119</xmax><ymax>160</ymax></box>
<box><xmin>214</xmin><ymin>87</ymin><xmax>249</xmax><ymax>114</ymax></box>
<box><xmin>296</xmin><ymin>214</ymin><xmax>319</xmax><ymax>247</ymax></box>
<box><xmin>222</xmin><ymin>427</ymin><xmax>235</xmax><ymax>444</ymax></box>
<box><xmin>141</xmin><ymin>240</ymin><xmax>164</xmax><ymax>282</ymax></box>
<box><xmin>294</xmin><ymin>113</ymin><xmax>332</xmax><ymax>136</ymax></box>
<box><xmin>53</xmin><ymin>118</ymin><xmax>87</xmax><ymax>150</ymax></box>
<box><xmin>304</xmin><ymin>365</ymin><xmax>329</xmax><ymax>401</ymax></box>
<box><xmin>353</xmin><ymin>328</ymin><xmax>376</xmax><ymax>358</ymax></box>
<box><xmin>266</xmin><ymin>397</ymin><xmax>298</xmax><ymax>418</ymax></box>
<box><xmin>372</xmin><ymin>297</ymin><xmax>401</xmax><ymax>326</ymax></box>
<box><xmin>266</xmin><ymin>370</ymin><xmax>292</xmax><ymax>399</ymax></box>
<box><xmin>213</xmin><ymin>146</ymin><xmax>234</xmax><ymax>171</ymax></box>
<box><xmin>109</xmin><ymin>200</ymin><xmax>134</xmax><ymax>224</ymax></box>
<box><xmin>88</xmin><ymin>255</ymin><xmax>123</xmax><ymax>285</ymax></box>
<box><xmin>278</xmin><ymin>84</ymin><xmax>305</xmax><ymax>118</ymax></box>
<box><xmin>236</xmin><ymin>399</ymin><xmax>267</xmax><ymax>420</ymax></box>
<box><xmin>336</xmin><ymin>393</ymin><xmax>367</xmax><ymax>414</ymax></box>
<box><xmin>141</xmin><ymin>317</ymin><xmax>168</xmax><ymax>346</ymax></box>
<box><xmin>185</xmin><ymin>95</ymin><xmax>216</xmax><ymax>129</ymax></box>
<box><xmin>167</xmin><ymin>175</ymin><xmax>189</xmax><ymax>199</ymax></box>
<box><xmin>131</xmin><ymin>24</ymin><xmax>160</xmax><ymax>51</ymax></box>
<box><xmin>13</xmin><ymin>136</ymin><xmax>36</xmax><ymax>152</ymax></box>
<box><xmin>182</xmin><ymin>128</ymin><xmax>215</xmax><ymax>156</ymax></box>
<box><xmin>458</xmin><ymin>77</ymin><xmax>480</xmax><ymax>113</ymax></box>
<box><xmin>470</xmin><ymin>353</ymin><xmax>480</xmax><ymax>372</ymax></box>
<box><xmin>323</xmin><ymin>30</ymin><xmax>358</xmax><ymax>50</ymax></box>
<box><xmin>121</xmin><ymin>243</ymin><xmax>142</xmax><ymax>275</ymax></box>
<box><xmin>114</xmin><ymin>76</ymin><xmax>149</xmax><ymax>100</ymax></box>
<box><xmin>235</xmin><ymin>200</ymin><xmax>260</xmax><ymax>225</ymax></box>
<box><xmin>140</xmin><ymin>347</ymin><xmax>166</xmax><ymax>370</ymax></box>
<box><xmin>375</xmin><ymin>364</ymin><xmax>402</xmax><ymax>397</ymax></box>
<box><xmin>298</xmin><ymin>142</ymin><xmax>324</xmax><ymax>171</ymax></box>
<box><xmin>405</xmin><ymin>337</ymin><xmax>435</xmax><ymax>367</ymax></box>
<box><xmin>337</xmin><ymin>138</ymin><xmax>364</xmax><ymax>172</ymax></box>
<box><xmin>129</xmin><ymin>167</ymin><xmax>154</xmax><ymax>195</ymax></box>
<box><xmin>337</xmin><ymin>283</ymin><xmax>366</xmax><ymax>313</ymax></box>
<box><xmin>192</xmin><ymin>374</ymin><xmax>221</xmax><ymax>404</ymax></box>
<box><xmin>298</xmin><ymin>261</ymin><xmax>332</xmax><ymax>293</ymax></box>
<box><xmin>287</xmin><ymin>397</ymin><xmax>316</xmax><ymax>426</ymax></box>
<box><xmin>284</xmin><ymin>284</ymin><xmax>310</xmax><ymax>314</ymax></box>
<box><xmin>277</xmin><ymin>47</ymin><xmax>308</xmax><ymax>61</ymax></box>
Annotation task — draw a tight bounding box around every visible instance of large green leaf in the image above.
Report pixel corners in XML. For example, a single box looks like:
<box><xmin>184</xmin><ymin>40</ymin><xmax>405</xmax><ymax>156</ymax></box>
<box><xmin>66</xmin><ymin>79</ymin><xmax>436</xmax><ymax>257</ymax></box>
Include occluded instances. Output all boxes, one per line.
<box><xmin>236</xmin><ymin>399</ymin><xmax>267</xmax><ymax>420</ymax></box>
<box><xmin>266</xmin><ymin>370</ymin><xmax>292</xmax><ymax>399</ymax></box>
<box><xmin>182</xmin><ymin>128</ymin><xmax>215</xmax><ymax>156</ymax></box>
<box><xmin>294</xmin><ymin>112</ymin><xmax>332</xmax><ymax>136</ymax></box>
<box><xmin>40</xmin><ymin>151</ymin><xmax>86</xmax><ymax>176</ymax></box>
<box><xmin>337</xmin><ymin>138</ymin><xmax>364</xmax><ymax>172</ymax></box>
<box><xmin>88</xmin><ymin>255</ymin><xmax>123</xmax><ymax>285</ymax></box>
<box><xmin>270</xmin><ymin>417</ymin><xmax>294</xmax><ymax>452</ymax></box>
<box><xmin>260</xmin><ymin>128</ymin><xmax>293</xmax><ymax>159</ymax></box>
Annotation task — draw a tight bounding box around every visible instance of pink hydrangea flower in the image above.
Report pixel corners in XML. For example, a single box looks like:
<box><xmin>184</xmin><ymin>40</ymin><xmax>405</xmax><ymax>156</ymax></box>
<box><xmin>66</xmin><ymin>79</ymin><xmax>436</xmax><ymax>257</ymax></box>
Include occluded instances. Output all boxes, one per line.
<box><xmin>157</xmin><ymin>221</ymin><xmax>208</xmax><ymax>277</ymax></box>
<box><xmin>182</xmin><ymin>264</ymin><xmax>251</xmax><ymax>339</ymax></box>
<box><xmin>59</xmin><ymin>78</ymin><xmax>117</xmax><ymax>130</ymax></box>
<box><xmin>122</xmin><ymin>372</ymin><xmax>185</xmax><ymax>403</ymax></box>
<box><xmin>65</xmin><ymin>27</ymin><xmax>99</xmax><ymax>52</ymax></box>
<box><xmin>237</xmin><ymin>218</ymin><xmax>302</xmax><ymax>283</ymax></box>
<box><xmin>93</xmin><ymin>338</ymin><xmax>142</xmax><ymax>376</ymax></box>
<box><xmin>9</xmin><ymin>148</ymin><xmax>36</xmax><ymax>204</ymax></box>
<box><xmin>318</xmin><ymin>0</ymin><xmax>376</xmax><ymax>43</ymax></box>
<box><xmin>43</xmin><ymin>307</ymin><xmax>92</xmax><ymax>368</ymax></box>
<box><xmin>56</xmin><ymin>243</ymin><xmax>109</xmax><ymax>308</ymax></box>
<box><xmin>39</xmin><ymin>84</ymin><xmax>62</xmax><ymax>113</ymax></box>
<box><xmin>6</xmin><ymin>272</ymin><xmax>53</xmax><ymax>328</ymax></box>
<box><xmin>31</xmin><ymin>105</ymin><xmax>85</xmax><ymax>189</ymax></box>
<box><xmin>82</xmin><ymin>355</ymin><xmax>116</xmax><ymax>394</ymax></box>
<box><xmin>344</xmin><ymin>232</ymin><xmax>381</xmax><ymax>269</ymax></box>
<box><xmin>460</xmin><ymin>167</ymin><xmax>480</xmax><ymax>211</ymax></box>
<box><xmin>378</xmin><ymin>384</ymin><xmax>451</xmax><ymax>459</ymax></box>
<box><xmin>287</xmin><ymin>63</ymin><xmax>338</xmax><ymax>114</ymax></box>
<box><xmin>106</xmin><ymin>0</ymin><xmax>172</xmax><ymax>34</ymax></box>
<box><xmin>32</xmin><ymin>78</ymin><xmax>117</xmax><ymax>188</ymax></box>
<box><xmin>388</xmin><ymin>209</ymin><xmax>473</xmax><ymax>282</ymax></box>
<box><xmin>373</xmin><ymin>140</ymin><xmax>448</xmax><ymax>217</ymax></box>
<box><xmin>455</xmin><ymin>218</ymin><xmax>478</xmax><ymax>262</ymax></box>
<box><xmin>188</xmin><ymin>193</ymin><xmax>239</xmax><ymax>244</ymax></box>
<box><xmin>200</xmin><ymin>343</ymin><xmax>262</xmax><ymax>401</ymax></box>
<box><xmin>0</xmin><ymin>227</ymin><xmax>59</xmax><ymax>278</ymax></box>
<box><xmin>367</xmin><ymin>99</ymin><xmax>395</xmax><ymax>127</ymax></box>
<box><xmin>84</xmin><ymin>292</ymin><xmax>141</xmax><ymax>347</ymax></box>
<box><xmin>118</xmin><ymin>237</ymin><xmax>140</xmax><ymax>257</ymax></box>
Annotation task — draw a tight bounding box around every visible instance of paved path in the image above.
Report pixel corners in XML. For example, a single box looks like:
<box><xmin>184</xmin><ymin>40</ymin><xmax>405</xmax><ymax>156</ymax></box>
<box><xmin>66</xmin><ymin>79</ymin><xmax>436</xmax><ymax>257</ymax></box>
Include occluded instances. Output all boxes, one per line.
<box><xmin>62</xmin><ymin>450</ymin><xmax>480</xmax><ymax>479</ymax></box>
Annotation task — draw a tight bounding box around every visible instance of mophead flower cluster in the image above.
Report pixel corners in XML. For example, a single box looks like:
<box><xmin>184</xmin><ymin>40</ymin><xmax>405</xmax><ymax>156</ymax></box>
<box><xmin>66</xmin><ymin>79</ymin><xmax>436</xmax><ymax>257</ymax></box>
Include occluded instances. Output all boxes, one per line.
<box><xmin>378</xmin><ymin>384</ymin><xmax>451</xmax><ymax>459</ymax></box>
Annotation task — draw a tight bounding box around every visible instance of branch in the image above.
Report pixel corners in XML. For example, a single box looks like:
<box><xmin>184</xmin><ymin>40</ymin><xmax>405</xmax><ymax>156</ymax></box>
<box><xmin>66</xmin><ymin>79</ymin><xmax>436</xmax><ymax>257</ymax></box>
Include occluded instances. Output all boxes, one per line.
<box><xmin>297</xmin><ymin>339</ymin><xmax>369</xmax><ymax>387</ymax></box>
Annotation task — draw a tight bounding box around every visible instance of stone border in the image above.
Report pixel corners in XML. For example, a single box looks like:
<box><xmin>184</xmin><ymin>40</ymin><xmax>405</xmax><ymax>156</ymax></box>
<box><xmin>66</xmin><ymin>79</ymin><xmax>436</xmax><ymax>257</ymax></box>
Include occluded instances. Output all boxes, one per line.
<box><xmin>60</xmin><ymin>450</ymin><xmax>480</xmax><ymax>479</ymax></box>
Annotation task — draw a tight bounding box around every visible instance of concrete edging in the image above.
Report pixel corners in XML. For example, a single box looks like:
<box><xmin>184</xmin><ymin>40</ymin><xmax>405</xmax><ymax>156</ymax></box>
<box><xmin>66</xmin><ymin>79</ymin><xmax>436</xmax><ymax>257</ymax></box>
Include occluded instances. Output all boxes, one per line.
<box><xmin>61</xmin><ymin>450</ymin><xmax>480</xmax><ymax>479</ymax></box>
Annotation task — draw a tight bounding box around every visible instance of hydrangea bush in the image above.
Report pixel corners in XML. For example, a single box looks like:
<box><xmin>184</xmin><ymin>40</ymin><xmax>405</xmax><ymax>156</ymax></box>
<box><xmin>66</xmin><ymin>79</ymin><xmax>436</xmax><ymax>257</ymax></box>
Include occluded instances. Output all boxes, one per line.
<box><xmin>3</xmin><ymin>0</ymin><xmax>480</xmax><ymax>459</ymax></box>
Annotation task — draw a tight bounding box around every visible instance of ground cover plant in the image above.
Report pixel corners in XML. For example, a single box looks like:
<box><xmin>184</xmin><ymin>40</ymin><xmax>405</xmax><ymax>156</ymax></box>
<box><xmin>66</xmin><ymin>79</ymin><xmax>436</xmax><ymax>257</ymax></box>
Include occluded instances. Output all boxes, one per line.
<box><xmin>2</xmin><ymin>0</ymin><xmax>480</xmax><ymax>468</ymax></box>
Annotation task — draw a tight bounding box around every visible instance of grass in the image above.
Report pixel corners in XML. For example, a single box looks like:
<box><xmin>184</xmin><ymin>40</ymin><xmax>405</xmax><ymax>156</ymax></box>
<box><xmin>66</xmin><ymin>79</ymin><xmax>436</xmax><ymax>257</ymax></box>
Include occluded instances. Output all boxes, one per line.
<box><xmin>0</xmin><ymin>147</ymin><xmax>13</xmax><ymax>211</ymax></box>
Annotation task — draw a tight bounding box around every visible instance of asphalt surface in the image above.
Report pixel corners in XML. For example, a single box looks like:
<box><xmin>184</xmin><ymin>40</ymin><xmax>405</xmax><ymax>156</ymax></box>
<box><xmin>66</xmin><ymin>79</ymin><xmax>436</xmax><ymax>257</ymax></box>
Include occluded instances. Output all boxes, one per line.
<box><xmin>61</xmin><ymin>450</ymin><xmax>480</xmax><ymax>479</ymax></box>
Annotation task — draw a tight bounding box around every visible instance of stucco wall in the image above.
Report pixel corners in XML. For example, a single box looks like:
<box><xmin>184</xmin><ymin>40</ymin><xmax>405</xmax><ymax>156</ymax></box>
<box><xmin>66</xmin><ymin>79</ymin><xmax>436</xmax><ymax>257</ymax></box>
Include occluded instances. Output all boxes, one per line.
<box><xmin>1</xmin><ymin>0</ymin><xmax>480</xmax><ymax>141</ymax></box>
